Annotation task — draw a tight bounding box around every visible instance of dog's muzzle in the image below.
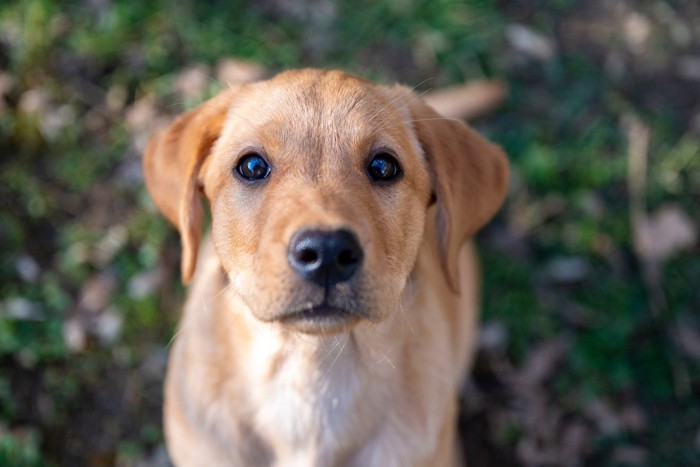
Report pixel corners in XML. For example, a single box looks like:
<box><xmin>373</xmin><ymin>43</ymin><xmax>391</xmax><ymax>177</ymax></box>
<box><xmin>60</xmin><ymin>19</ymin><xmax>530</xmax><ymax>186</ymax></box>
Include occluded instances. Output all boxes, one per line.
<box><xmin>277</xmin><ymin>228</ymin><xmax>366</xmax><ymax>331</ymax></box>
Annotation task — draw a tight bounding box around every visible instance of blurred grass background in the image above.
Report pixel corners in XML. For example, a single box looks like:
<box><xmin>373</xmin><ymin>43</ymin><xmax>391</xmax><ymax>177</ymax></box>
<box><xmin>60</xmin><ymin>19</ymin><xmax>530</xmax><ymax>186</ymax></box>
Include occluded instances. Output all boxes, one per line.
<box><xmin>0</xmin><ymin>0</ymin><xmax>699</xmax><ymax>465</ymax></box>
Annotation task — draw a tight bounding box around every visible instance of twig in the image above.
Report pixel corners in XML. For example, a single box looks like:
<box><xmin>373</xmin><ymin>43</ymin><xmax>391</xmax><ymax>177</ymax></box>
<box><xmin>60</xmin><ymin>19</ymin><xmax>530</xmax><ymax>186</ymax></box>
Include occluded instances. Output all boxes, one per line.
<box><xmin>626</xmin><ymin>115</ymin><xmax>667</xmax><ymax>316</ymax></box>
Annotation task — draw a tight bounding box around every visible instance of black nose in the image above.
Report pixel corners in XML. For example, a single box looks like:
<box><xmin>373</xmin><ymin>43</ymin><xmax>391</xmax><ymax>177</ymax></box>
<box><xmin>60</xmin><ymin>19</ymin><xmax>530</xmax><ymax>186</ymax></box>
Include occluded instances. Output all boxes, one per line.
<box><xmin>288</xmin><ymin>229</ymin><xmax>363</xmax><ymax>287</ymax></box>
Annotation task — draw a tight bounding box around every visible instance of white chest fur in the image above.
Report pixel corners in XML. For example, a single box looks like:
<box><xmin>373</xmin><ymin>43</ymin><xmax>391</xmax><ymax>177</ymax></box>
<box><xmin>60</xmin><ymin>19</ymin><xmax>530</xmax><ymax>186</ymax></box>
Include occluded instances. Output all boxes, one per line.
<box><xmin>244</xmin><ymin>325</ymin><xmax>438</xmax><ymax>467</ymax></box>
<box><xmin>248</xmin><ymin>332</ymin><xmax>364</xmax><ymax>464</ymax></box>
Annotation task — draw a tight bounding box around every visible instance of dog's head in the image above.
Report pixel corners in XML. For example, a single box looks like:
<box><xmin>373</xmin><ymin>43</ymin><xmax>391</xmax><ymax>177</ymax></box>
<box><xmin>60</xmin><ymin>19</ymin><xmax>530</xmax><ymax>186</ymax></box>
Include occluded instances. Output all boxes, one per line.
<box><xmin>144</xmin><ymin>69</ymin><xmax>508</xmax><ymax>334</ymax></box>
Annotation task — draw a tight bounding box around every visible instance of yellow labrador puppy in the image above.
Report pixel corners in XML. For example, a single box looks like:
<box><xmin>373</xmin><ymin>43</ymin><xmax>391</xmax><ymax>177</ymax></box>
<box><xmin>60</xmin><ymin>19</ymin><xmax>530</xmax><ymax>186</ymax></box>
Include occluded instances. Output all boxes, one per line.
<box><xmin>144</xmin><ymin>69</ymin><xmax>508</xmax><ymax>466</ymax></box>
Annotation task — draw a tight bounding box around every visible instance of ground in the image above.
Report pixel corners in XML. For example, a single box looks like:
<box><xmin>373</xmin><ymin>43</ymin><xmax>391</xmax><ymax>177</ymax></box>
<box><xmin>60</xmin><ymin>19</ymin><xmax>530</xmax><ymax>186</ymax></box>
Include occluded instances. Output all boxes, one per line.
<box><xmin>0</xmin><ymin>0</ymin><xmax>699</xmax><ymax>465</ymax></box>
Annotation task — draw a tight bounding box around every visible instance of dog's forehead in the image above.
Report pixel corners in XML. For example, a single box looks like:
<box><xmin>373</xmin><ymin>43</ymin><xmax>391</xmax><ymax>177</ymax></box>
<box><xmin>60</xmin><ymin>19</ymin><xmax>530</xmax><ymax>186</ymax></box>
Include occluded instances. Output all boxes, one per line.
<box><xmin>225</xmin><ymin>70</ymin><xmax>413</xmax><ymax>156</ymax></box>
<box><xmin>257</xmin><ymin>70</ymin><xmax>391</xmax><ymax>121</ymax></box>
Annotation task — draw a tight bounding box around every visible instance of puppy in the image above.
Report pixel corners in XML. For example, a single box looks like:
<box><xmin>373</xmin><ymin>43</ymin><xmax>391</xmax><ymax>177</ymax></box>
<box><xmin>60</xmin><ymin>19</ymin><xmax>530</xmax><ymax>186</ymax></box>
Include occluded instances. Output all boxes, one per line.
<box><xmin>143</xmin><ymin>69</ymin><xmax>508</xmax><ymax>466</ymax></box>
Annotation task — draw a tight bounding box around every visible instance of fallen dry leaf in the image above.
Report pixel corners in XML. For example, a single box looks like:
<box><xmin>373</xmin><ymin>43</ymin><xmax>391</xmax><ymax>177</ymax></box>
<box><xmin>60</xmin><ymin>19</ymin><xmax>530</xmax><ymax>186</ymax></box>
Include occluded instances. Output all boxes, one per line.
<box><xmin>93</xmin><ymin>307</ymin><xmax>123</xmax><ymax>345</ymax></box>
<box><xmin>1</xmin><ymin>297</ymin><xmax>43</xmax><ymax>321</ymax></box>
<box><xmin>15</xmin><ymin>254</ymin><xmax>40</xmax><ymax>283</ymax></box>
<box><xmin>128</xmin><ymin>266</ymin><xmax>166</xmax><ymax>299</ymax></box>
<box><xmin>78</xmin><ymin>271</ymin><xmax>117</xmax><ymax>314</ymax></box>
<box><xmin>584</xmin><ymin>398</ymin><xmax>622</xmax><ymax>435</ymax></box>
<box><xmin>93</xmin><ymin>225</ymin><xmax>129</xmax><ymax>266</ymax></box>
<box><xmin>478</xmin><ymin>320</ymin><xmax>509</xmax><ymax>353</ymax></box>
<box><xmin>125</xmin><ymin>94</ymin><xmax>159</xmax><ymax>132</ymax></box>
<box><xmin>64</xmin><ymin>271</ymin><xmax>122</xmax><ymax>352</ymax></box>
<box><xmin>634</xmin><ymin>203</ymin><xmax>697</xmax><ymax>262</ymax></box>
<box><xmin>672</xmin><ymin>319</ymin><xmax>700</xmax><ymax>361</ymax></box>
<box><xmin>216</xmin><ymin>58</ymin><xmax>266</xmax><ymax>86</ymax></box>
<box><xmin>677</xmin><ymin>55</ymin><xmax>700</xmax><ymax>81</ymax></box>
<box><xmin>505</xmin><ymin>24</ymin><xmax>556</xmax><ymax>61</ymax></box>
<box><xmin>125</xmin><ymin>94</ymin><xmax>171</xmax><ymax>150</ymax></box>
<box><xmin>173</xmin><ymin>63</ymin><xmax>211</xmax><ymax>100</ymax></box>
<box><xmin>63</xmin><ymin>317</ymin><xmax>87</xmax><ymax>352</ymax></box>
<box><xmin>18</xmin><ymin>88</ymin><xmax>50</xmax><ymax>114</ymax></box>
<box><xmin>619</xmin><ymin>404</ymin><xmax>647</xmax><ymax>433</ymax></box>
<box><xmin>516</xmin><ymin>336</ymin><xmax>572</xmax><ymax>389</ymax></box>
<box><xmin>545</xmin><ymin>256</ymin><xmax>590</xmax><ymax>284</ymax></box>
<box><xmin>623</xmin><ymin>12</ymin><xmax>652</xmax><ymax>54</ymax></box>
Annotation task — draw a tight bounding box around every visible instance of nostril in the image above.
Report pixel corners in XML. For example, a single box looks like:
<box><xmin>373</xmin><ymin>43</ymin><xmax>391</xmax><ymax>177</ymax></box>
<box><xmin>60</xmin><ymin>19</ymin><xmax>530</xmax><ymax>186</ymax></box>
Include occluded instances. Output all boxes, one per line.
<box><xmin>338</xmin><ymin>248</ymin><xmax>359</xmax><ymax>266</ymax></box>
<box><xmin>297</xmin><ymin>248</ymin><xmax>319</xmax><ymax>264</ymax></box>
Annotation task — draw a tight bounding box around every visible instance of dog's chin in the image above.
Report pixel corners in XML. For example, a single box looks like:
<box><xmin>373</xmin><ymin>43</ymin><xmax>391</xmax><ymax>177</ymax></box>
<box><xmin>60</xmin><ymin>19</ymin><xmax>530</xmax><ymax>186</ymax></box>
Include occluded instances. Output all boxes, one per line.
<box><xmin>273</xmin><ymin>305</ymin><xmax>367</xmax><ymax>335</ymax></box>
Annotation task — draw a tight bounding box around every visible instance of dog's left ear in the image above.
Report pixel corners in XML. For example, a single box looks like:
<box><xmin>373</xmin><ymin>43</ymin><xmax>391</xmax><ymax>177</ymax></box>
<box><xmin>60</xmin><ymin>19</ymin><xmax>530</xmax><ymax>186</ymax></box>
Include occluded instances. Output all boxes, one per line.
<box><xmin>143</xmin><ymin>89</ymin><xmax>237</xmax><ymax>284</ymax></box>
<box><xmin>407</xmin><ymin>92</ymin><xmax>509</xmax><ymax>292</ymax></box>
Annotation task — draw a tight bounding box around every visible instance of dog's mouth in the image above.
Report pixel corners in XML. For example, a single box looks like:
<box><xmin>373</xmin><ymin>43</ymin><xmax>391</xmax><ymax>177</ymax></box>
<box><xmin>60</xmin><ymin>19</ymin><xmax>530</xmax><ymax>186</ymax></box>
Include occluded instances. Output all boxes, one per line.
<box><xmin>276</xmin><ymin>303</ymin><xmax>368</xmax><ymax>334</ymax></box>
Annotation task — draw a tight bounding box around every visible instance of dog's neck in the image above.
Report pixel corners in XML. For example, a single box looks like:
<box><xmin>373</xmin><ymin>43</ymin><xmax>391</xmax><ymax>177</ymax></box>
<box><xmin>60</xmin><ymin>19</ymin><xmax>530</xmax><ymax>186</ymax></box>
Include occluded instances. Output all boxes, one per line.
<box><xmin>216</xmin><ymin>273</ymin><xmax>421</xmax><ymax>465</ymax></box>
<box><xmin>226</xmin><ymin>277</ymin><xmax>414</xmax><ymax>391</ymax></box>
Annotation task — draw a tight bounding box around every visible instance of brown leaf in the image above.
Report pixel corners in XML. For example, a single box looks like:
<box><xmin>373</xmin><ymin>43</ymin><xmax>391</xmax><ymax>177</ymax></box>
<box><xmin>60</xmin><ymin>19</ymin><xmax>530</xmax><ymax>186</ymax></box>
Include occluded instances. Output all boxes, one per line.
<box><xmin>92</xmin><ymin>225</ymin><xmax>128</xmax><ymax>266</ymax></box>
<box><xmin>623</xmin><ymin>12</ymin><xmax>652</xmax><ymax>53</ymax></box>
<box><xmin>545</xmin><ymin>256</ymin><xmax>590</xmax><ymax>284</ymax></box>
<box><xmin>1</xmin><ymin>297</ymin><xmax>43</xmax><ymax>320</ymax></box>
<box><xmin>672</xmin><ymin>319</ymin><xmax>700</xmax><ymax>361</ymax></box>
<box><xmin>635</xmin><ymin>203</ymin><xmax>697</xmax><ymax>262</ymax></box>
<box><xmin>125</xmin><ymin>94</ymin><xmax>159</xmax><ymax>132</ymax></box>
<box><xmin>677</xmin><ymin>55</ymin><xmax>700</xmax><ymax>81</ymax></box>
<box><xmin>216</xmin><ymin>58</ymin><xmax>266</xmax><ymax>86</ymax></box>
<box><xmin>78</xmin><ymin>272</ymin><xmax>117</xmax><ymax>314</ymax></box>
<box><xmin>505</xmin><ymin>24</ymin><xmax>556</xmax><ymax>61</ymax></box>
<box><xmin>125</xmin><ymin>94</ymin><xmax>171</xmax><ymax>150</ymax></box>
<box><xmin>584</xmin><ymin>398</ymin><xmax>622</xmax><ymax>435</ymax></box>
<box><xmin>63</xmin><ymin>317</ymin><xmax>87</xmax><ymax>352</ymax></box>
<box><xmin>18</xmin><ymin>88</ymin><xmax>50</xmax><ymax>114</ymax></box>
<box><xmin>619</xmin><ymin>404</ymin><xmax>648</xmax><ymax>433</ymax></box>
<box><xmin>516</xmin><ymin>336</ymin><xmax>572</xmax><ymax>389</ymax></box>
<box><xmin>127</xmin><ymin>266</ymin><xmax>166</xmax><ymax>299</ymax></box>
<box><xmin>173</xmin><ymin>63</ymin><xmax>210</xmax><ymax>100</ymax></box>
<box><xmin>15</xmin><ymin>254</ymin><xmax>40</xmax><ymax>283</ymax></box>
<box><xmin>93</xmin><ymin>307</ymin><xmax>123</xmax><ymax>345</ymax></box>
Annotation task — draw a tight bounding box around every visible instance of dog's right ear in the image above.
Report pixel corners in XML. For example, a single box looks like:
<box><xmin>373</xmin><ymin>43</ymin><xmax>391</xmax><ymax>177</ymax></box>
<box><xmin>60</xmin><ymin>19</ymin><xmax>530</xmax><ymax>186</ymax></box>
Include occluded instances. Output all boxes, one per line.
<box><xmin>143</xmin><ymin>89</ymin><xmax>237</xmax><ymax>284</ymax></box>
<box><xmin>398</xmin><ymin>88</ymin><xmax>509</xmax><ymax>293</ymax></box>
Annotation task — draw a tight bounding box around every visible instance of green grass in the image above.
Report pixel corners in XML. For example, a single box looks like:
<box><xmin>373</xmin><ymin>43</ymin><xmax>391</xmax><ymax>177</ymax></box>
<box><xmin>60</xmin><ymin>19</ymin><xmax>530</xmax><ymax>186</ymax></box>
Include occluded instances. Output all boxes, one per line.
<box><xmin>1</xmin><ymin>0</ymin><xmax>699</xmax><ymax>464</ymax></box>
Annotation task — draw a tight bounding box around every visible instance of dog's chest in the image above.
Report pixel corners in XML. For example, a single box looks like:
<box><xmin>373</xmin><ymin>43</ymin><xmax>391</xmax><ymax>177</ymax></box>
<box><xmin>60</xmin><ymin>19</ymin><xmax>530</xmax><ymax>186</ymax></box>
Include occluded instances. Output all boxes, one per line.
<box><xmin>248</xmin><ymin>334</ymin><xmax>364</xmax><ymax>463</ymax></box>
<box><xmin>237</xmin><ymin>329</ymin><xmax>440</xmax><ymax>467</ymax></box>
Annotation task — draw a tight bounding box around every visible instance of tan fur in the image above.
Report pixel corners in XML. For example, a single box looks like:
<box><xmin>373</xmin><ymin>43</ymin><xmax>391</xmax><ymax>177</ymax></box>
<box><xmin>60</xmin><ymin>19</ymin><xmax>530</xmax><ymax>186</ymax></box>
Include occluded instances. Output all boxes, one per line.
<box><xmin>143</xmin><ymin>69</ymin><xmax>509</xmax><ymax>466</ymax></box>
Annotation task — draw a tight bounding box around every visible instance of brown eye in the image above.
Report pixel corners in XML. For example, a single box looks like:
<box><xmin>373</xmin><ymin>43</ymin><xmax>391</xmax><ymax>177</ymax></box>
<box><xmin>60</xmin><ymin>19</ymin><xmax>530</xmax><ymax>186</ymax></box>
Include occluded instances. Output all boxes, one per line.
<box><xmin>367</xmin><ymin>153</ymin><xmax>401</xmax><ymax>182</ymax></box>
<box><xmin>235</xmin><ymin>153</ymin><xmax>270</xmax><ymax>181</ymax></box>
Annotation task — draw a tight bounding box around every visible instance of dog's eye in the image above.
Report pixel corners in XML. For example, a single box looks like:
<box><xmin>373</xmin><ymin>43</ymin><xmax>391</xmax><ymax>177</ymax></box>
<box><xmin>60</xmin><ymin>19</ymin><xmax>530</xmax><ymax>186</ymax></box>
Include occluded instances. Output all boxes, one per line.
<box><xmin>236</xmin><ymin>153</ymin><xmax>270</xmax><ymax>181</ymax></box>
<box><xmin>367</xmin><ymin>153</ymin><xmax>401</xmax><ymax>182</ymax></box>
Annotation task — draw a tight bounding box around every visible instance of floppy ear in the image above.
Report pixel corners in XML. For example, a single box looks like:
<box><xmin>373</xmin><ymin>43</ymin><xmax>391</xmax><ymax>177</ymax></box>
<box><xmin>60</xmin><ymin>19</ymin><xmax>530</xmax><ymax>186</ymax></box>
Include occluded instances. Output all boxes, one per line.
<box><xmin>408</xmin><ymin>96</ymin><xmax>509</xmax><ymax>292</ymax></box>
<box><xmin>143</xmin><ymin>89</ymin><xmax>237</xmax><ymax>284</ymax></box>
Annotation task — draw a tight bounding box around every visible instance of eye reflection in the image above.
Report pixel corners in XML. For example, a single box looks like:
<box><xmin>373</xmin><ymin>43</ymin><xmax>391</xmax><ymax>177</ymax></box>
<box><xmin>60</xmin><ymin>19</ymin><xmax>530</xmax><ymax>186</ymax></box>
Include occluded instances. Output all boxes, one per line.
<box><xmin>367</xmin><ymin>153</ymin><xmax>401</xmax><ymax>181</ymax></box>
<box><xmin>236</xmin><ymin>153</ymin><xmax>270</xmax><ymax>181</ymax></box>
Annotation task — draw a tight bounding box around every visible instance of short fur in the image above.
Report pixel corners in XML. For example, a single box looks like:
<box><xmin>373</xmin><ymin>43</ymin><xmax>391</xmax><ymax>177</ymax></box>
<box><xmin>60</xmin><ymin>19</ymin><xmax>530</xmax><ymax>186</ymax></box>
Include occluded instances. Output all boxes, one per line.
<box><xmin>143</xmin><ymin>69</ymin><xmax>509</xmax><ymax>466</ymax></box>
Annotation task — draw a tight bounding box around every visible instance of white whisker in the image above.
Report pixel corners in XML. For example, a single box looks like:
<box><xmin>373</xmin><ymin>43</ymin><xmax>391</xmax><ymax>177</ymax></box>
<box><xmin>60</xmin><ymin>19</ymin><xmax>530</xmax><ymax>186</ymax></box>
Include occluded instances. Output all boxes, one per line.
<box><xmin>365</xmin><ymin>77</ymin><xmax>434</xmax><ymax>125</ymax></box>
<box><xmin>408</xmin><ymin>117</ymin><xmax>465</xmax><ymax>125</ymax></box>
<box><xmin>326</xmin><ymin>333</ymin><xmax>349</xmax><ymax>375</ymax></box>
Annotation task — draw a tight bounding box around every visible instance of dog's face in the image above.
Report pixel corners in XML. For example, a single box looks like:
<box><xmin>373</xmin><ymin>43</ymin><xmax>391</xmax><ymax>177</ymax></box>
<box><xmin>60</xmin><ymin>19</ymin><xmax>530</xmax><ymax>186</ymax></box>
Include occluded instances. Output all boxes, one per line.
<box><xmin>144</xmin><ymin>69</ymin><xmax>508</xmax><ymax>335</ymax></box>
<box><xmin>201</xmin><ymin>71</ymin><xmax>432</xmax><ymax>333</ymax></box>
